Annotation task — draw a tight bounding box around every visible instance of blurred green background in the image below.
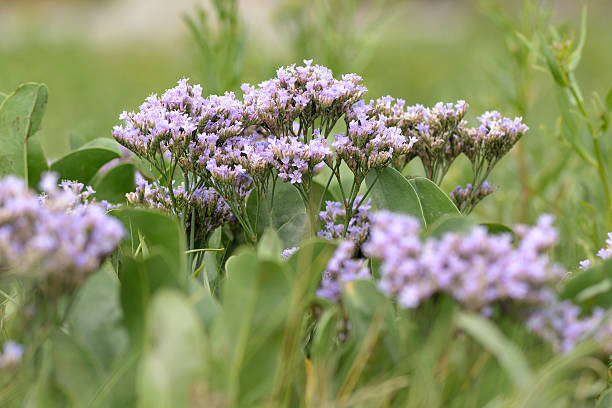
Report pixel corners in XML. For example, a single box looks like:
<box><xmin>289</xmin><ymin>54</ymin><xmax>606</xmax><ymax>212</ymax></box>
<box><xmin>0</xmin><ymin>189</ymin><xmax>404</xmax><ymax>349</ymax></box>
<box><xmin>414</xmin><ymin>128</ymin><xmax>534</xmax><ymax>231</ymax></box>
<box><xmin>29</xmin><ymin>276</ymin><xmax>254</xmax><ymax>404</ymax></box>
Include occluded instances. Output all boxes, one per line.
<box><xmin>2</xmin><ymin>0</ymin><xmax>612</xmax><ymax>265</ymax></box>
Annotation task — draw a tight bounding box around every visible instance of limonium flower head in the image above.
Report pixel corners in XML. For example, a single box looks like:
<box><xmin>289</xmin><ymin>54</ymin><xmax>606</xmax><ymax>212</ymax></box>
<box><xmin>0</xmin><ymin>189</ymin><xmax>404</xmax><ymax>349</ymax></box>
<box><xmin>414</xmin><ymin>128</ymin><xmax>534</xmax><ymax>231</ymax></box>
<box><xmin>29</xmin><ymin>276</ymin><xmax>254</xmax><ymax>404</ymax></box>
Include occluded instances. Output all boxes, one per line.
<box><xmin>112</xmin><ymin>78</ymin><xmax>204</xmax><ymax>158</ymax></box>
<box><xmin>406</xmin><ymin>100</ymin><xmax>468</xmax><ymax>183</ymax></box>
<box><xmin>450</xmin><ymin>181</ymin><xmax>497</xmax><ymax>213</ymax></box>
<box><xmin>0</xmin><ymin>174</ymin><xmax>124</xmax><ymax>293</ymax></box>
<box><xmin>361</xmin><ymin>211</ymin><xmax>564</xmax><ymax>312</ymax></box>
<box><xmin>462</xmin><ymin>111</ymin><xmax>529</xmax><ymax>164</ymax></box>
<box><xmin>241</xmin><ymin>59</ymin><xmax>366</xmax><ymax>137</ymax></box>
<box><xmin>267</xmin><ymin>132</ymin><xmax>332</xmax><ymax>186</ymax></box>
<box><xmin>318</xmin><ymin>197</ymin><xmax>372</xmax><ymax>243</ymax></box>
<box><xmin>127</xmin><ymin>175</ymin><xmax>232</xmax><ymax>240</ymax></box>
<box><xmin>317</xmin><ymin>240</ymin><xmax>370</xmax><ymax>302</ymax></box>
<box><xmin>335</xmin><ymin>101</ymin><xmax>416</xmax><ymax>177</ymax></box>
<box><xmin>282</xmin><ymin>247</ymin><xmax>299</xmax><ymax>260</ymax></box>
<box><xmin>0</xmin><ymin>341</ymin><xmax>24</xmax><ymax>368</ymax></box>
<box><xmin>528</xmin><ymin>301</ymin><xmax>612</xmax><ymax>354</ymax></box>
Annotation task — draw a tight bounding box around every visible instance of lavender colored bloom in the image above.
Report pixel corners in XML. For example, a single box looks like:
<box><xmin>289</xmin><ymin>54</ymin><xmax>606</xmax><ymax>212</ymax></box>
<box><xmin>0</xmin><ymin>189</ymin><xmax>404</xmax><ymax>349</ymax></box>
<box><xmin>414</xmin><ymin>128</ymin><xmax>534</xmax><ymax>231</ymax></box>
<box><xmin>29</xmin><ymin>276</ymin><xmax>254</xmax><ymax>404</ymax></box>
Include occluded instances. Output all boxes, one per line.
<box><xmin>335</xmin><ymin>101</ymin><xmax>416</xmax><ymax>177</ymax></box>
<box><xmin>0</xmin><ymin>341</ymin><xmax>24</xmax><ymax>367</ymax></box>
<box><xmin>528</xmin><ymin>301</ymin><xmax>612</xmax><ymax>354</ymax></box>
<box><xmin>241</xmin><ymin>60</ymin><xmax>366</xmax><ymax>136</ymax></box>
<box><xmin>267</xmin><ymin>132</ymin><xmax>332</xmax><ymax>186</ymax></box>
<box><xmin>362</xmin><ymin>211</ymin><xmax>564</xmax><ymax>312</ymax></box>
<box><xmin>318</xmin><ymin>197</ymin><xmax>372</xmax><ymax>243</ymax></box>
<box><xmin>126</xmin><ymin>175</ymin><xmax>233</xmax><ymax>240</ymax></box>
<box><xmin>462</xmin><ymin>111</ymin><xmax>529</xmax><ymax>166</ymax></box>
<box><xmin>450</xmin><ymin>181</ymin><xmax>498</xmax><ymax>213</ymax></box>
<box><xmin>282</xmin><ymin>247</ymin><xmax>299</xmax><ymax>260</ymax></box>
<box><xmin>317</xmin><ymin>241</ymin><xmax>370</xmax><ymax>302</ymax></box>
<box><xmin>0</xmin><ymin>174</ymin><xmax>124</xmax><ymax>292</ymax></box>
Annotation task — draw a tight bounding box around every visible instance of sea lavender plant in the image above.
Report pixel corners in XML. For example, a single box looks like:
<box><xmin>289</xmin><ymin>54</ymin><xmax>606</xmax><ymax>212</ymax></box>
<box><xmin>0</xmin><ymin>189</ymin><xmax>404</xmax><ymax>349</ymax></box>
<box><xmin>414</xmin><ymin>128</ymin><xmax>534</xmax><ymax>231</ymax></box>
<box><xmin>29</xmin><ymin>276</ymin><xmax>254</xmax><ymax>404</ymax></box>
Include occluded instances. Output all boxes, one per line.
<box><xmin>528</xmin><ymin>301</ymin><xmax>612</xmax><ymax>354</ymax></box>
<box><xmin>362</xmin><ymin>211</ymin><xmax>563</xmax><ymax>313</ymax></box>
<box><xmin>317</xmin><ymin>240</ymin><xmax>370</xmax><ymax>302</ymax></box>
<box><xmin>0</xmin><ymin>174</ymin><xmax>124</xmax><ymax>293</ymax></box>
<box><xmin>450</xmin><ymin>181</ymin><xmax>498</xmax><ymax>213</ymax></box>
<box><xmin>126</xmin><ymin>175</ymin><xmax>232</xmax><ymax>243</ymax></box>
<box><xmin>318</xmin><ymin>197</ymin><xmax>371</xmax><ymax>243</ymax></box>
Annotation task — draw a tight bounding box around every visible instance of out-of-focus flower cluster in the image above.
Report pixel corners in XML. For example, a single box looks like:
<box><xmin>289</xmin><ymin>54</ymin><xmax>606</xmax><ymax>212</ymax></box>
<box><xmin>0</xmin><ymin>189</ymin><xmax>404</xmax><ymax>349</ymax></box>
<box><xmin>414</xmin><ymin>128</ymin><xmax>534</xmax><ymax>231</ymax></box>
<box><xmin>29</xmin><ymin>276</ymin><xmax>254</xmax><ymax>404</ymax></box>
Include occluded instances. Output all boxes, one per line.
<box><xmin>579</xmin><ymin>231</ymin><xmax>612</xmax><ymax>270</ymax></box>
<box><xmin>316</xmin><ymin>241</ymin><xmax>370</xmax><ymax>302</ymax></box>
<box><xmin>0</xmin><ymin>341</ymin><xmax>24</xmax><ymax>368</ymax></box>
<box><xmin>0</xmin><ymin>174</ymin><xmax>124</xmax><ymax>292</ymax></box>
<box><xmin>361</xmin><ymin>212</ymin><xmax>563</xmax><ymax>313</ymax></box>
<box><xmin>528</xmin><ymin>301</ymin><xmax>612</xmax><ymax>354</ymax></box>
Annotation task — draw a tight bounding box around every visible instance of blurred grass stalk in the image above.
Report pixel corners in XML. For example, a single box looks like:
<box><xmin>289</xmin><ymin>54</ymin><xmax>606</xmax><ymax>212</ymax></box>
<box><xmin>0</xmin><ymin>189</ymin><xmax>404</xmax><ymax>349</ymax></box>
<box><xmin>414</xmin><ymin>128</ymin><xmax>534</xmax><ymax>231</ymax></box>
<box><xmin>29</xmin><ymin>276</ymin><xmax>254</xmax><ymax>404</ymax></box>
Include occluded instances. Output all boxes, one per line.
<box><xmin>515</xmin><ymin>5</ymin><xmax>612</xmax><ymax>232</ymax></box>
<box><xmin>479</xmin><ymin>0</ymin><xmax>551</xmax><ymax>223</ymax></box>
<box><xmin>183</xmin><ymin>0</ymin><xmax>246</xmax><ymax>94</ymax></box>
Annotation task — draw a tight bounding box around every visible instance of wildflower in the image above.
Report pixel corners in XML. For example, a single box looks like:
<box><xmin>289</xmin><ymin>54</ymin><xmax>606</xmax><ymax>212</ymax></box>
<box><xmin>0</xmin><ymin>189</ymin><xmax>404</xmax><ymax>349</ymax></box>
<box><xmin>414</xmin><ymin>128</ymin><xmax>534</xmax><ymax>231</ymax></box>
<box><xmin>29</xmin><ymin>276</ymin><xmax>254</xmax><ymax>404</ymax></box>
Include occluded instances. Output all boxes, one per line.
<box><xmin>361</xmin><ymin>211</ymin><xmax>563</xmax><ymax>312</ymax></box>
<box><xmin>0</xmin><ymin>174</ymin><xmax>124</xmax><ymax>293</ymax></box>
<box><xmin>0</xmin><ymin>341</ymin><xmax>24</xmax><ymax>368</ymax></box>
<box><xmin>318</xmin><ymin>197</ymin><xmax>372</xmax><ymax>243</ymax></box>
<box><xmin>528</xmin><ymin>301</ymin><xmax>612</xmax><ymax>354</ymax></box>
<box><xmin>317</xmin><ymin>241</ymin><xmax>370</xmax><ymax>302</ymax></box>
<box><xmin>241</xmin><ymin>59</ymin><xmax>366</xmax><ymax>137</ymax></box>
<box><xmin>282</xmin><ymin>247</ymin><xmax>299</xmax><ymax>260</ymax></box>
<box><xmin>450</xmin><ymin>181</ymin><xmax>497</xmax><ymax>213</ymax></box>
<box><xmin>267</xmin><ymin>132</ymin><xmax>332</xmax><ymax>188</ymax></box>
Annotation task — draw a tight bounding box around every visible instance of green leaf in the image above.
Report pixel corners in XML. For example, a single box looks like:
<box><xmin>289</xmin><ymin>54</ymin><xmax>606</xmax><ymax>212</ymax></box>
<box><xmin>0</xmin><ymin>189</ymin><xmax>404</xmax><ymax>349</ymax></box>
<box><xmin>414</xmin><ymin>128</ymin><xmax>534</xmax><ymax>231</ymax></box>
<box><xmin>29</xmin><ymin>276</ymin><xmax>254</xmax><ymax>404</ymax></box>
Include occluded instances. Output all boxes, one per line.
<box><xmin>560</xmin><ymin>259</ymin><xmax>612</xmax><ymax>309</ymax></box>
<box><xmin>538</xmin><ymin>32</ymin><xmax>567</xmax><ymax>87</ymax></box>
<box><xmin>606</xmin><ymin>85</ymin><xmax>612</xmax><ymax>113</ymax></box>
<box><xmin>455</xmin><ymin>312</ymin><xmax>533</xmax><ymax>389</ymax></box>
<box><xmin>50</xmin><ymin>331</ymin><xmax>105</xmax><ymax>408</ymax></box>
<box><xmin>119</xmin><ymin>252</ymin><xmax>184</xmax><ymax>347</ymax></box>
<box><xmin>27</xmin><ymin>135</ymin><xmax>48</xmax><ymax>188</ymax></box>
<box><xmin>0</xmin><ymin>82</ymin><xmax>48</xmax><ymax>186</ymax></box>
<box><xmin>92</xmin><ymin>162</ymin><xmax>135</xmax><ymax>204</ymax></box>
<box><xmin>247</xmin><ymin>182</ymin><xmax>308</xmax><ymax>247</ymax></box>
<box><xmin>0</xmin><ymin>91</ymin><xmax>6</xmax><ymax>105</ymax></box>
<box><xmin>481</xmin><ymin>223</ymin><xmax>515</xmax><ymax>238</ymax></box>
<box><xmin>426</xmin><ymin>215</ymin><xmax>475</xmax><ymax>238</ymax></box>
<box><xmin>555</xmin><ymin>88</ymin><xmax>595</xmax><ymax>166</ymax></box>
<box><xmin>68</xmin><ymin>267</ymin><xmax>128</xmax><ymax>372</ymax></box>
<box><xmin>82</xmin><ymin>137</ymin><xmax>123</xmax><ymax>156</ymax></box>
<box><xmin>366</xmin><ymin>167</ymin><xmax>425</xmax><ymax>224</ymax></box>
<box><xmin>596</xmin><ymin>389</ymin><xmax>612</xmax><ymax>407</ymax></box>
<box><xmin>211</xmin><ymin>257</ymin><xmax>291</xmax><ymax>406</ymax></box>
<box><xmin>50</xmin><ymin>147</ymin><xmax>120</xmax><ymax>184</ymax></box>
<box><xmin>409</xmin><ymin>177</ymin><xmax>460</xmax><ymax>225</ymax></box>
<box><xmin>137</xmin><ymin>290</ymin><xmax>206</xmax><ymax>408</ymax></box>
<box><xmin>111</xmin><ymin>207</ymin><xmax>186</xmax><ymax>275</ymax></box>
<box><xmin>257</xmin><ymin>228</ymin><xmax>283</xmax><ymax>262</ymax></box>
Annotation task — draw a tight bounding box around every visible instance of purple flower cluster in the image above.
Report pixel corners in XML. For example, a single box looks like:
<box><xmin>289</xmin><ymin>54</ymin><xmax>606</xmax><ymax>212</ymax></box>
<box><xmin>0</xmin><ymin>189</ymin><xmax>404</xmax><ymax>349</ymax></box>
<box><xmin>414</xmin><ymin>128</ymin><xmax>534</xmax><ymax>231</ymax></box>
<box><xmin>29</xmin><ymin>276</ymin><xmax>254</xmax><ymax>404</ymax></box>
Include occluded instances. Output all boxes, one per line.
<box><xmin>0</xmin><ymin>341</ymin><xmax>24</xmax><ymax>368</ymax></box>
<box><xmin>528</xmin><ymin>301</ymin><xmax>612</xmax><ymax>354</ymax></box>
<box><xmin>450</xmin><ymin>181</ymin><xmax>497</xmax><ymax>213</ymax></box>
<box><xmin>362</xmin><ymin>211</ymin><xmax>563</xmax><ymax>312</ymax></box>
<box><xmin>241</xmin><ymin>59</ymin><xmax>366</xmax><ymax>136</ymax></box>
<box><xmin>463</xmin><ymin>111</ymin><xmax>529</xmax><ymax>164</ymax></box>
<box><xmin>127</xmin><ymin>175</ymin><xmax>232</xmax><ymax>240</ymax></box>
<box><xmin>0</xmin><ymin>174</ymin><xmax>124</xmax><ymax>292</ymax></box>
<box><xmin>318</xmin><ymin>197</ymin><xmax>372</xmax><ymax>243</ymax></box>
<box><xmin>334</xmin><ymin>101</ymin><xmax>416</xmax><ymax>177</ymax></box>
<box><xmin>317</xmin><ymin>241</ymin><xmax>370</xmax><ymax>302</ymax></box>
<box><xmin>578</xmin><ymin>231</ymin><xmax>612</xmax><ymax>270</ymax></box>
<box><xmin>268</xmin><ymin>132</ymin><xmax>332</xmax><ymax>185</ymax></box>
